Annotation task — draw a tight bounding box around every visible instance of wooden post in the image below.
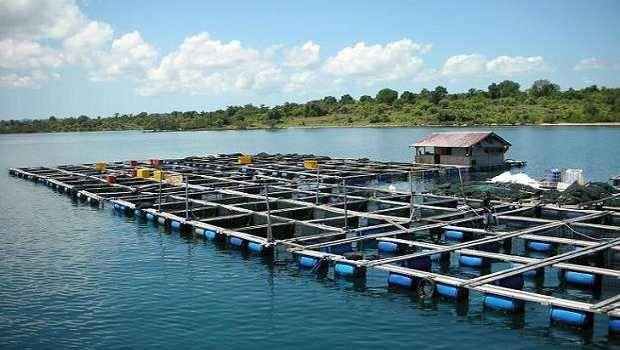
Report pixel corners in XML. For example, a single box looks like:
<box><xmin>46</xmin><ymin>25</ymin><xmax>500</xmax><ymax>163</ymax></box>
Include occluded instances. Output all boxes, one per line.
<box><xmin>185</xmin><ymin>175</ymin><xmax>189</xmax><ymax>220</ymax></box>
<box><xmin>409</xmin><ymin>169</ymin><xmax>415</xmax><ymax>221</ymax></box>
<box><xmin>342</xmin><ymin>178</ymin><xmax>348</xmax><ymax>230</ymax></box>
<box><xmin>157</xmin><ymin>166</ymin><xmax>162</xmax><ymax>212</ymax></box>
<box><xmin>457</xmin><ymin>166</ymin><xmax>466</xmax><ymax>202</ymax></box>
<box><xmin>265</xmin><ymin>182</ymin><xmax>273</xmax><ymax>242</ymax></box>
<box><xmin>315</xmin><ymin>165</ymin><xmax>320</xmax><ymax>205</ymax></box>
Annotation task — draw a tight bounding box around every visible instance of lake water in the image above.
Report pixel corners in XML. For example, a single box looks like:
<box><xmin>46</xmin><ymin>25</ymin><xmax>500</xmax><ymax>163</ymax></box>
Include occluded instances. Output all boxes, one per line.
<box><xmin>1</xmin><ymin>126</ymin><xmax>619</xmax><ymax>349</ymax></box>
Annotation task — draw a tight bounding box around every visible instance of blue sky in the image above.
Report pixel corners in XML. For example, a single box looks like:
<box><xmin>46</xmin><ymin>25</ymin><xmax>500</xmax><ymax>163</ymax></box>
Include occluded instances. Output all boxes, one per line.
<box><xmin>1</xmin><ymin>0</ymin><xmax>619</xmax><ymax>119</ymax></box>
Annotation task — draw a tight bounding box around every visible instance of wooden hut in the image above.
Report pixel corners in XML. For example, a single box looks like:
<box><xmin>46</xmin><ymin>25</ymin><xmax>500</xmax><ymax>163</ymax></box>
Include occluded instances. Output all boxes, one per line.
<box><xmin>411</xmin><ymin>131</ymin><xmax>511</xmax><ymax>170</ymax></box>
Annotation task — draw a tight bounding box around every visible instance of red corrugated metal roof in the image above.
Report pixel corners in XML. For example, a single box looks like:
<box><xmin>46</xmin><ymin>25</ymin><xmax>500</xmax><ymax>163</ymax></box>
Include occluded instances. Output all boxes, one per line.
<box><xmin>410</xmin><ymin>131</ymin><xmax>510</xmax><ymax>148</ymax></box>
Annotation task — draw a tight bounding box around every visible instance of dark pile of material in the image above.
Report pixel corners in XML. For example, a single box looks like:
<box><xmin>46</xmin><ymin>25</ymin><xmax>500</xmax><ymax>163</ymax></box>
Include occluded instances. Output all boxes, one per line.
<box><xmin>433</xmin><ymin>181</ymin><xmax>619</xmax><ymax>205</ymax></box>
<box><xmin>433</xmin><ymin>181</ymin><xmax>541</xmax><ymax>202</ymax></box>
<box><xmin>541</xmin><ymin>182</ymin><xmax>619</xmax><ymax>205</ymax></box>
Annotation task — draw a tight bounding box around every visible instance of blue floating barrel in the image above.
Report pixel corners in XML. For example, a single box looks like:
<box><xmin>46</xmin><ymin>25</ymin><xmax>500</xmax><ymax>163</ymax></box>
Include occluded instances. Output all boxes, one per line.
<box><xmin>435</xmin><ymin>283</ymin><xmax>468</xmax><ymax>301</ymax></box>
<box><xmin>563</xmin><ymin>270</ymin><xmax>600</xmax><ymax>288</ymax></box>
<box><xmin>299</xmin><ymin>256</ymin><xmax>318</xmax><ymax>268</ymax></box>
<box><xmin>527</xmin><ymin>241</ymin><xmax>553</xmax><ymax>252</ymax></box>
<box><xmin>334</xmin><ymin>263</ymin><xmax>363</xmax><ymax>277</ymax></box>
<box><xmin>203</xmin><ymin>229</ymin><xmax>218</xmax><ymax>240</ymax></box>
<box><xmin>170</xmin><ymin>220</ymin><xmax>183</xmax><ymax>231</ymax></box>
<box><xmin>377</xmin><ymin>241</ymin><xmax>399</xmax><ymax>253</ymax></box>
<box><xmin>146</xmin><ymin>213</ymin><xmax>156</xmax><ymax>222</ymax></box>
<box><xmin>484</xmin><ymin>294</ymin><xmax>524</xmax><ymax>313</ymax></box>
<box><xmin>494</xmin><ymin>274</ymin><xmax>524</xmax><ymax>290</ymax></box>
<box><xmin>248</xmin><ymin>242</ymin><xmax>264</xmax><ymax>253</ymax></box>
<box><xmin>134</xmin><ymin>209</ymin><xmax>144</xmax><ymax>217</ymax></box>
<box><xmin>445</xmin><ymin>230</ymin><xmax>464</xmax><ymax>242</ymax></box>
<box><xmin>388</xmin><ymin>273</ymin><xmax>417</xmax><ymax>288</ymax></box>
<box><xmin>459</xmin><ymin>255</ymin><xmax>489</xmax><ymax>268</ymax></box>
<box><xmin>609</xmin><ymin>318</ymin><xmax>620</xmax><ymax>335</ymax></box>
<box><xmin>402</xmin><ymin>256</ymin><xmax>431</xmax><ymax>271</ymax></box>
<box><xmin>550</xmin><ymin>307</ymin><xmax>593</xmax><ymax>328</ymax></box>
<box><xmin>228</xmin><ymin>236</ymin><xmax>245</xmax><ymax>248</ymax></box>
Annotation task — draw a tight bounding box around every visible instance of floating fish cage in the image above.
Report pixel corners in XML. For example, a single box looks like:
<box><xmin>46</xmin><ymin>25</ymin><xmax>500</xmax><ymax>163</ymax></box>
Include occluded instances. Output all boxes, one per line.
<box><xmin>8</xmin><ymin>153</ymin><xmax>620</xmax><ymax>337</ymax></box>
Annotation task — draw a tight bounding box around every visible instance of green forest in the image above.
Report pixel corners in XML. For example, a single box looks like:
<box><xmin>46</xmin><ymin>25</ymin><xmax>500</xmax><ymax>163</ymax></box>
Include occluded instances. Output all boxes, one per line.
<box><xmin>2</xmin><ymin>79</ymin><xmax>620</xmax><ymax>134</ymax></box>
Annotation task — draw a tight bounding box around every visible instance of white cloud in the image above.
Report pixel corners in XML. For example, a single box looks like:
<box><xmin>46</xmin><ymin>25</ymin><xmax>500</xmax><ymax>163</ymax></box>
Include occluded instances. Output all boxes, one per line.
<box><xmin>90</xmin><ymin>31</ymin><xmax>158</xmax><ymax>81</ymax></box>
<box><xmin>283</xmin><ymin>41</ymin><xmax>320</xmax><ymax>68</ymax></box>
<box><xmin>0</xmin><ymin>0</ymin><xmax>85</xmax><ymax>40</ymax></box>
<box><xmin>574</xmin><ymin>57</ymin><xmax>608</xmax><ymax>71</ymax></box>
<box><xmin>323</xmin><ymin>39</ymin><xmax>430</xmax><ymax>83</ymax></box>
<box><xmin>281</xmin><ymin>70</ymin><xmax>342</xmax><ymax>94</ymax></box>
<box><xmin>485</xmin><ymin>56</ymin><xmax>545</xmax><ymax>76</ymax></box>
<box><xmin>441</xmin><ymin>54</ymin><xmax>486</xmax><ymax>76</ymax></box>
<box><xmin>62</xmin><ymin>21</ymin><xmax>114</xmax><ymax>66</ymax></box>
<box><xmin>439</xmin><ymin>54</ymin><xmax>547</xmax><ymax>79</ymax></box>
<box><xmin>0</xmin><ymin>0</ymin><xmax>161</xmax><ymax>89</ymax></box>
<box><xmin>138</xmin><ymin>33</ymin><xmax>285</xmax><ymax>96</ymax></box>
<box><xmin>0</xmin><ymin>70</ymin><xmax>58</xmax><ymax>88</ymax></box>
<box><xmin>0</xmin><ymin>38</ymin><xmax>62</xmax><ymax>69</ymax></box>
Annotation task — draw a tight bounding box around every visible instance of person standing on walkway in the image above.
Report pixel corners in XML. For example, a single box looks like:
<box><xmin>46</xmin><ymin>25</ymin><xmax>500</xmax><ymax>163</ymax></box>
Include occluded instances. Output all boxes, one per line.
<box><xmin>482</xmin><ymin>192</ymin><xmax>495</xmax><ymax>230</ymax></box>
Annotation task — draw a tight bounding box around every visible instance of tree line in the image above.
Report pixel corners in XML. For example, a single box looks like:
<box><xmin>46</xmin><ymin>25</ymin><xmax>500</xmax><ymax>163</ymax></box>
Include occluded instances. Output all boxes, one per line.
<box><xmin>2</xmin><ymin>79</ymin><xmax>620</xmax><ymax>134</ymax></box>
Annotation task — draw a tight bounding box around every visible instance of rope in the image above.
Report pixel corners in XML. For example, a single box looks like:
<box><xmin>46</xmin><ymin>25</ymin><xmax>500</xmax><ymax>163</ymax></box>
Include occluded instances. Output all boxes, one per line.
<box><xmin>561</xmin><ymin>222</ymin><xmax>604</xmax><ymax>242</ymax></box>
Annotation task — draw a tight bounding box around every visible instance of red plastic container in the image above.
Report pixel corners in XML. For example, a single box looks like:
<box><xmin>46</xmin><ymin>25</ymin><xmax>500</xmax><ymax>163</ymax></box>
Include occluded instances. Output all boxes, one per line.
<box><xmin>107</xmin><ymin>174</ymin><xmax>117</xmax><ymax>184</ymax></box>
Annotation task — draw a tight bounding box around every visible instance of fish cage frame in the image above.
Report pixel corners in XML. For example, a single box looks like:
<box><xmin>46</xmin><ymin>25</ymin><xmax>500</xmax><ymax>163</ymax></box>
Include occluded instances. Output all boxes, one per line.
<box><xmin>9</xmin><ymin>153</ymin><xmax>620</xmax><ymax>334</ymax></box>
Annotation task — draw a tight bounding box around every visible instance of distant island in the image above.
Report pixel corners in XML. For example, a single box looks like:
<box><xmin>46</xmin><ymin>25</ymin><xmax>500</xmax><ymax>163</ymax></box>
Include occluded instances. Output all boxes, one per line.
<box><xmin>2</xmin><ymin>79</ymin><xmax>619</xmax><ymax>134</ymax></box>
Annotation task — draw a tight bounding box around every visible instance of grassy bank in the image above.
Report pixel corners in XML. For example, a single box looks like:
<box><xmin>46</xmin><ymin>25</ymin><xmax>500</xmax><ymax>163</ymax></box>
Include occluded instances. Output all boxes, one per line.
<box><xmin>2</xmin><ymin>80</ymin><xmax>619</xmax><ymax>134</ymax></box>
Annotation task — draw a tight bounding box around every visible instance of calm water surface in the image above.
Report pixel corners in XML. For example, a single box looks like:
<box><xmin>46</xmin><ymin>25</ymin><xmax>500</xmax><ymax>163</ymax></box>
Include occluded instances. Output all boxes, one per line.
<box><xmin>1</xmin><ymin>127</ymin><xmax>619</xmax><ymax>349</ymax></box>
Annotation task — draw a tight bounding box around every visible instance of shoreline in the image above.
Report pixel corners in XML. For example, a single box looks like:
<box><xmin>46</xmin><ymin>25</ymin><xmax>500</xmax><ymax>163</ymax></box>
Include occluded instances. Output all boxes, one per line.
<box><xmin>1</xmin><ymin>122</ymin><xmax>619</xmax><ymax>136</ymax></box>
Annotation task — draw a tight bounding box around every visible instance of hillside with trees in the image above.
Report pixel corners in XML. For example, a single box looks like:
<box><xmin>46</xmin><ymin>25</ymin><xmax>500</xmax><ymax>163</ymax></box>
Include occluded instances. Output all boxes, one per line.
<box><xmin>2</xmin><ymin>79</ymin><xmax>620</xmax><ymax>134</ymax></box>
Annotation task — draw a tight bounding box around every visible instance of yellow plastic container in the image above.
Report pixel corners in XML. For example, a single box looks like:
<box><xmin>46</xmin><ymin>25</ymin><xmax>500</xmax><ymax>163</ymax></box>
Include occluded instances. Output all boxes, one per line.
<box><xmin>303</xmin><ymin>159</ymin><xmax>318</xmax><ymax>170</ymax></box>
<box><xmin>95</xmin><ymin>162</ymin><xmax>108</xmax><ymax>171</ymax></box>
<box><xmin>153</xmin><ymin>170</ymin><xmax>166</xmax><ymax>181</ymax></box>
<box><xmin>238</xmin><ymin>155</ymin><xmax>252</xmax><ymax>165</ymax></box>
<box><xmin>136</xmin><ymin>168</ymin><xmax>151</xmax><ymax>178</ymax></box>
<box><xmin>166</xmin><ymin>174</ymin><xmax>184</xmax><ymax>186</ymax></box>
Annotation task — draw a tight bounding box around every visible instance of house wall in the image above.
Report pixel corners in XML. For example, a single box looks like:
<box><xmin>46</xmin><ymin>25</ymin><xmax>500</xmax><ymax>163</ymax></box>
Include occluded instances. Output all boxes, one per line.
<box><xmin>413</xmin><ymin>134</ymin><xmax>509</xmax><ymax>168</ymax></box>
<box><xmin>415</xmin><ymin>154</ymin><xmax>435</xmax><ymax>164</ymax></box>
<box><xmin>440</xmin><ymin>155</ymin><xmax>471</xmax><ymax>166</ymax></box>
<box><xmin>415</xmin><ymin>148</ymin><xmax>471</xmax><ymax>166</ymax></box>
<box><xmin>470</xmin><ymin>138</ymin><xmax>506</xmax><ymax>168</ymax></box>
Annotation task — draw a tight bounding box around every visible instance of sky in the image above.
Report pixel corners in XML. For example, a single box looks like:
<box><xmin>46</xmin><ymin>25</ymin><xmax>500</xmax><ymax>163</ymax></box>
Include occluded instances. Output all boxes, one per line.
<box><xmin>0</xmin><ymin>0</ymin><xmax>619</xmax><ymax>120</ymax></box>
